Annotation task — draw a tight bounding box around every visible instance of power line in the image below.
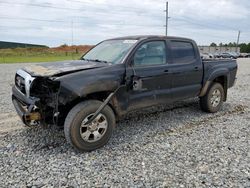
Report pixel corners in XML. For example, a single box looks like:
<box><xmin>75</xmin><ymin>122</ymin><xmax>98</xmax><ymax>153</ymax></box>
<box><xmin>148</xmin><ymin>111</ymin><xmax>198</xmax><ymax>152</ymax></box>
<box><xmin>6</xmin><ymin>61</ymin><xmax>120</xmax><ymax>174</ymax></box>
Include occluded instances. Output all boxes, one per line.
<box><xmin>0</xmin><ymin>16</ymin><xmax>163</xmax><ymax>28</ymax></box>
<box><xmin>161</xmin><ymin>2</ymin><xmax>239</xmax><ymax>36</ymax></box>
<box><xmin>0</xmin><ymin>1</ymin><xmax>247</xmax><ymax>43</ymax></box>
<box><xmin>0</xmin><ymin>15</ymin><xmax>242</xmax><ymax>37</ymax></box>
<box><xmin>0</xmin><ymin>25</ymin><xmax>42</xmax><ymax>30</ymax></box>
<box><xmin>0</xmin><ymin>16</ymin><xmax>67</xmax><ymax>23</ymax></box>
<box><xmin>0</xmin><ymin>15</ymin><xmax>242</xmax><ymax>41</ymax></box>
<box><xmin>172</xmin><ymin>17</ymin><xmax>238</xmax><ymax>31</ymax></box>
<box><xmin>0</xmin><ymin>0</ymin><xmax>157</xmax><ymax>16</ymax></box>
<box><xmin>0</xmin><ymin>1</ymin><xmax>84</xmax><ymax>11</ymax></box>
<box><xmin>66</xmin><ymin>0</ymin><xmax>157</xmax><ymax>13</ymax></box>
<box><xmin>169</xmin><ymin>24</ymin><xmax>239</xmax><ymax>39</ymax></box>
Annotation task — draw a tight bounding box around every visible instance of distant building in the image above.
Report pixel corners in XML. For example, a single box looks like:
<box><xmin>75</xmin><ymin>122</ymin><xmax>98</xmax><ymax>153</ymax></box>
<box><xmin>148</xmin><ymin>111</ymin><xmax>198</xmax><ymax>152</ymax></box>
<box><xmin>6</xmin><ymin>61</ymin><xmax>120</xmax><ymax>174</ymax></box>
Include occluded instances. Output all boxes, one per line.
<box><xmin>0</xmin><ymin>41</ymin><xmax>48</xmax><ymax>49</ymax></box>
<box><xmin>198</xmin><ymin>46</ymin><xmax>240</xmax><ymax>54</ymax></box>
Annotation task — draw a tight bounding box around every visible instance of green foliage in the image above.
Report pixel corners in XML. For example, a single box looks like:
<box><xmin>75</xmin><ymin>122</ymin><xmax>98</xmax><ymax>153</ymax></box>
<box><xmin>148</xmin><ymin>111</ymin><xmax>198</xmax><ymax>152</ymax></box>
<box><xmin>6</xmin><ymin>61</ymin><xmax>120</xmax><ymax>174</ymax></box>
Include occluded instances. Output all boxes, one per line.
<box><xmin>0</xmin><ymin>55</ymin><xmax>81</xmax><ymax>64</ymax></box>
<box><xmin>210</xmin><ymin>42</ymin><xmax>250</xmax><ymax>53</ymax></box>
<box><xmin>60</xmin><ymin>44</ymin><xmax>68</xmax><ymax>48</ymax></box>
<box><xmin>0</xmin><ymin>48</ymin><xmax>82</xmax><ymax>63</ymax></box>
<box><xmin>210</xmin><ymin>42</ymin><xmax>217</xmax><ymax>47</ymax></box>
<box><xmin>239</xmin><ymin>43</ymin><xmax>250</xmax><ymax>53</ymax></box>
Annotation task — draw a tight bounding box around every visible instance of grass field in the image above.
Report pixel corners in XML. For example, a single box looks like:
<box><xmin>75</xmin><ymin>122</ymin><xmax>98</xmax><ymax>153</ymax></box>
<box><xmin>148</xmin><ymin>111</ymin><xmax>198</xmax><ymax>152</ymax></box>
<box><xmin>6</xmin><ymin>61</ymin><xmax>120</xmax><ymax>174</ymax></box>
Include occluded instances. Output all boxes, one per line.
<box><xmin>0</xmin><ymin>45</ymin><xmax>91</xmax><ymax>63</ymax></box>
<box><xmin>0</xmin><ymin>54</ymin><xmax>82</xmax><ymax>63</ymax></box>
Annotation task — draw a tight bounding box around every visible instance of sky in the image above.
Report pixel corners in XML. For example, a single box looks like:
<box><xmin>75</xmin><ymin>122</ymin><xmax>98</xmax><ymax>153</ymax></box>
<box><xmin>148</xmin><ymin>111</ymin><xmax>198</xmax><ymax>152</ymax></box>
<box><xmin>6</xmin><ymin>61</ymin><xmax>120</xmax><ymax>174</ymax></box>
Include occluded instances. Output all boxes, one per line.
<box><xmin>0</xmin><ymin>0</ymin><xmax>249</xmax><ymax>47</ymax></box>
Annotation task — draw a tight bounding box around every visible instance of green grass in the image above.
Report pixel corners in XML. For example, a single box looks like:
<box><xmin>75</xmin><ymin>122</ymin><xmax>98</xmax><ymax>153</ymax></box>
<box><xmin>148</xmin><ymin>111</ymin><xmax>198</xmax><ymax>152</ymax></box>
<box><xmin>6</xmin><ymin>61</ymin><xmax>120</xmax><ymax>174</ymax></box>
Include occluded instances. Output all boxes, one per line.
<box><xmin>0</xmin><ymin>48</ymin><xmax>84</xmax><ymax>64</ymax></box>
<box><xmin>0</xmin><ymin>54</ymin><xmax>82</xmax><ymax>64</ymax></box>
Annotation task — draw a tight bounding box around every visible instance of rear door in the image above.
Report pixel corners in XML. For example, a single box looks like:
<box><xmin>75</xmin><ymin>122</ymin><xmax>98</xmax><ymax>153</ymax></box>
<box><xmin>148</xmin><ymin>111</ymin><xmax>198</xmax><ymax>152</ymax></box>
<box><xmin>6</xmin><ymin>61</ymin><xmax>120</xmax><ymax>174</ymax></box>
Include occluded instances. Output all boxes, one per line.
<box><xmin>126</xmin><ymin>40</ymin><xmax>172</xmax><ymax>111</ymax></box>
<box><xmin>168</xmin><ymin>40</ymin><xmax>203</xmax><ymax>100</ymax></box>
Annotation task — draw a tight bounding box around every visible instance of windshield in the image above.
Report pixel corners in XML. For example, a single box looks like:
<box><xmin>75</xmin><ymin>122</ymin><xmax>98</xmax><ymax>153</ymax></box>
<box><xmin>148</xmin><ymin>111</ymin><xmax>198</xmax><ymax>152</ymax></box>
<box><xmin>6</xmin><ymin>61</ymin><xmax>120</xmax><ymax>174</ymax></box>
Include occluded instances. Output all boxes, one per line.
<box><xmin>82</xmin><ymin>39</ymin><xmax>137</xmax><ymax>64</ymax></box>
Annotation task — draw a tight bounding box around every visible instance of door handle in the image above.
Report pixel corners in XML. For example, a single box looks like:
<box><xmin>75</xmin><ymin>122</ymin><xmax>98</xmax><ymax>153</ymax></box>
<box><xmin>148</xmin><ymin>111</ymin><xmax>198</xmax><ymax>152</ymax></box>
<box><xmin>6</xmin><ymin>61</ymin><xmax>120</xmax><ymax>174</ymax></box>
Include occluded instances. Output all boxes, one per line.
<box><xmin>194</xmin><ymin>67</ymin><xmax>199</xmax><ymax>71</ymax></box>
<box><xmin>164</xmin><ymin>70</ymin><xmax>169</xmax><ymax>73</ymax></box>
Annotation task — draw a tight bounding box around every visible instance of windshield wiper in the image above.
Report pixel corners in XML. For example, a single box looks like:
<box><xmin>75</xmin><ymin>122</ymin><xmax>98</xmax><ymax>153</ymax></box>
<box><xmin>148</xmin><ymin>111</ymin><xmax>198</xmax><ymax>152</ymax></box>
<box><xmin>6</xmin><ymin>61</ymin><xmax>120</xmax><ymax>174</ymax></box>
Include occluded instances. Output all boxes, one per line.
<box><xmin>82</xmin><ymin>58</ymin><xmax>108</xmax><ymax>64</ymax></box>
<box><xmin>81</xmin><ymin>58</ymin><xmax>92</xmax><ymax>61</ymax></box>
<box><xmin>92</xmin><ymin>59</ymin><xmax>109</xmax><ymax>63</ymax></box>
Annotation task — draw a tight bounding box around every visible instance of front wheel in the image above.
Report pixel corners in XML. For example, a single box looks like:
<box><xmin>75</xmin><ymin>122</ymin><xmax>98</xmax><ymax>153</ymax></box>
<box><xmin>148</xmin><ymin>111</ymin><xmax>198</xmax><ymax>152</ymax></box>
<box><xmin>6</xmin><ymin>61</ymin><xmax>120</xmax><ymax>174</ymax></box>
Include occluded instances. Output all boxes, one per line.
<box><xmin>64</xmin><ymin>100</ymin><xmax>116</xmax><ymax>152</ymax></box>
<box><xmin>200</xmin><ymin>83</ymin><xmax>225</xmax><ymax>113</ymax></box>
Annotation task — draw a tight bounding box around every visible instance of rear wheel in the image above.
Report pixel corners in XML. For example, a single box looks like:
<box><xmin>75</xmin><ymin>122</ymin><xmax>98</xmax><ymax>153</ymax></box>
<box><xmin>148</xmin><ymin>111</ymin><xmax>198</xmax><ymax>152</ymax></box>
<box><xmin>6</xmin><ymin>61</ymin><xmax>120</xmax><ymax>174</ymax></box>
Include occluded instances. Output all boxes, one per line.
<box><xmin>200</xmin><ymin>83</ymin><xmax>224</xmax><ymax>113</ymax></box>
<box><xmin>64</xmin><ymin>100</ymin><xmax>115</xmax><ymax>152</ymax></box>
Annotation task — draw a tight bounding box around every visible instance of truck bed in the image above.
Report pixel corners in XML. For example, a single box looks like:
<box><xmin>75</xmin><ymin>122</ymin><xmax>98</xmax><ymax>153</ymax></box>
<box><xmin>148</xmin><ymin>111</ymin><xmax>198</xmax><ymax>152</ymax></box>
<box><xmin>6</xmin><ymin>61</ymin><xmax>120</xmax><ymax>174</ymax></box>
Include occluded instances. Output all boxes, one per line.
<box><xmin>202</xmin><ymin>59</ymin><xmax>237</xmax><ymax>88</ymax></box>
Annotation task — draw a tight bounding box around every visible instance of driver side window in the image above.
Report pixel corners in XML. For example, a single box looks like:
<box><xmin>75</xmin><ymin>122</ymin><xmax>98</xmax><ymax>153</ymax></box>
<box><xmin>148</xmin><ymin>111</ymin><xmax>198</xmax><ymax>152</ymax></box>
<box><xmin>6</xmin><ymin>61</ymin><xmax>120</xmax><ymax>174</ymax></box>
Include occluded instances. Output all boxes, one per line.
<box><xmin>133</xmin><ymin>41</ymin><xmax>166</xmax><ymax>66</ymax></box>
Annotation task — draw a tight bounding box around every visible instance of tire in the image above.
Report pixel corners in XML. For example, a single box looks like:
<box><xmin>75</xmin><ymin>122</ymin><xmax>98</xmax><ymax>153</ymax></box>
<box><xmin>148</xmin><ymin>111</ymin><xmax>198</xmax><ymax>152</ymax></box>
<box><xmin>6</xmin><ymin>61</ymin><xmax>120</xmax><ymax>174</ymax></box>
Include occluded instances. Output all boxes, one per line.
<box><xmin>200</xmin><ymin>83</ymin><xmax>225</xmax><ymax>113</ymax></box>
<box><xmin>64</xmin><ymin>100</ymin><xmax>116</xmax><ymax>152</ymax></box>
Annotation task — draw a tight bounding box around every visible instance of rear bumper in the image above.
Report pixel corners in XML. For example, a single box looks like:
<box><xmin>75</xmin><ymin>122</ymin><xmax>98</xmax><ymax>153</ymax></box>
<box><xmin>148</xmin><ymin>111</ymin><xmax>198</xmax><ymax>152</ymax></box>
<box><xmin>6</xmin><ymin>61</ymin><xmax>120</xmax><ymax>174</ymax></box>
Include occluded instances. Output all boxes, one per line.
<box><xmin>12</xmin><ymin>86</ymin><xmax>41</xmax><ymax>126</ymax></box>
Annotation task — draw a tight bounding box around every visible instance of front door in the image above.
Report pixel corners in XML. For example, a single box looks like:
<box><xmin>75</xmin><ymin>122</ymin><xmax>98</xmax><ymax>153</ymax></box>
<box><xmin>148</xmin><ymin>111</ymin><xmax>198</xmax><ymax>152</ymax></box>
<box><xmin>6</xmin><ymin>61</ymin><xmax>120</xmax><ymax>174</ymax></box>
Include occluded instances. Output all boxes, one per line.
<box><xmin>126</xmin><ymin>40</ymin><xmax>172</xmax><ymax>111</ymax></box>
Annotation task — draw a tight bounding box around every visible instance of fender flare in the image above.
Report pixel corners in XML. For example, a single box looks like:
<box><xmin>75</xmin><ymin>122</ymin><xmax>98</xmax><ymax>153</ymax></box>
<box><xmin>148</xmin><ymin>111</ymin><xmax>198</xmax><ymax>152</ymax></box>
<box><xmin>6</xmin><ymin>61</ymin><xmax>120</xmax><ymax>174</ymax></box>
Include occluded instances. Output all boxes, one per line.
<box><xmin>199</xmin><ymin>71</ymin><xmax>229</xmax><ymax>97</ymax></box>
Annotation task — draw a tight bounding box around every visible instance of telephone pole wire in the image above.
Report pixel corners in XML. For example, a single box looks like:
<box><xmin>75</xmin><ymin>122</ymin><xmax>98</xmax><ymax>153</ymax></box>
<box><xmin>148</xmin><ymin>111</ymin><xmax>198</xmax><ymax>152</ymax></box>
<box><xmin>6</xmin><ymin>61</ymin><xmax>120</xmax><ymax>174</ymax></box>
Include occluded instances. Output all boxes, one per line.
<box><xmin>165</xmin><ymin>2</ymin><xmax>169</xmax><ymax>36</ymax></box>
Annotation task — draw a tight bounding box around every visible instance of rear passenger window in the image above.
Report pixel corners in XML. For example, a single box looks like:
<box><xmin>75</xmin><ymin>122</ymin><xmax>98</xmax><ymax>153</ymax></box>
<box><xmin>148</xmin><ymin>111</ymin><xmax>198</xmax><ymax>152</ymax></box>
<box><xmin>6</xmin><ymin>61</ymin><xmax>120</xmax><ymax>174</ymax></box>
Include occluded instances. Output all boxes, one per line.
<box><xmin>170</xmin><ymin>41</ymin><xmax>195</xmax><ymax>64</ymax></box>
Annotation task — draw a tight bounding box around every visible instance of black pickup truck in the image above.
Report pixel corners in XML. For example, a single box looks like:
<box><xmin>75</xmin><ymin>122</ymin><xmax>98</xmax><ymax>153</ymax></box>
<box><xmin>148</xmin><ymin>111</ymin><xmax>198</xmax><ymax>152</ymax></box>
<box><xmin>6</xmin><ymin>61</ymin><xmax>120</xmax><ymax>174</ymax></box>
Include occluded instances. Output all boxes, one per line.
<box><xmin>12</xmin><ymin>35</ymin><xmax>237</xmax><ymax>151</ymax></box>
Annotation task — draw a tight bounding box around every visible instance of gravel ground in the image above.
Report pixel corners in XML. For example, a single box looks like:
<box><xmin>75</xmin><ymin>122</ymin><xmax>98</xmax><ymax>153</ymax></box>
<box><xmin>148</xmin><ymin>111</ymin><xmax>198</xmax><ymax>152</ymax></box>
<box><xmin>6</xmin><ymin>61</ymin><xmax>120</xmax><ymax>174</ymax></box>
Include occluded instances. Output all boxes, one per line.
<box><xmin>0</xmin><ymin>59</ymin><xmax>250</xmax><ymax>187</ymax></box>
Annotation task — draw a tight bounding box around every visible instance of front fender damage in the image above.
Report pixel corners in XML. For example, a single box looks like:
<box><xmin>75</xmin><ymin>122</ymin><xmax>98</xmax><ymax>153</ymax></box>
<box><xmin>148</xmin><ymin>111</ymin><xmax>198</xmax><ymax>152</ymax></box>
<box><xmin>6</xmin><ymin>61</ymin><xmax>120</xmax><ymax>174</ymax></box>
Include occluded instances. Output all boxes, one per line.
<box><xmin>28</xmin><ymin>77</ymin><xmax>61</xmax><ymax>126</ymax></box>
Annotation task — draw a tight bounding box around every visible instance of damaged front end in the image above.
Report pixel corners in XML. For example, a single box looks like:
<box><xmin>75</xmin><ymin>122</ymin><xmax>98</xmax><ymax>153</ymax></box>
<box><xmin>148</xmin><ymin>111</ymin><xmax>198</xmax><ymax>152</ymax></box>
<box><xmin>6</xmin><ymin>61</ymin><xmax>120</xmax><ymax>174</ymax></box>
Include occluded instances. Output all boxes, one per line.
<box><xmin>12</xmin><ymin>69</ymin><xmax>60</xmax><ymax>127</ymax></box>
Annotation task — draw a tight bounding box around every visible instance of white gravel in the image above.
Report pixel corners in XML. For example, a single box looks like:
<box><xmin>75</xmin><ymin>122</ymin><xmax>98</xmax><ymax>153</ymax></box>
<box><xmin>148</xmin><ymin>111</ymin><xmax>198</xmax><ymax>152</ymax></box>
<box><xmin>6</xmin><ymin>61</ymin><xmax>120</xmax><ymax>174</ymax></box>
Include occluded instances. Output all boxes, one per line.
<box><xmin>0</xmin><ymin>59</ymin><xmax>250</xmax><ymax>187</ymax></box>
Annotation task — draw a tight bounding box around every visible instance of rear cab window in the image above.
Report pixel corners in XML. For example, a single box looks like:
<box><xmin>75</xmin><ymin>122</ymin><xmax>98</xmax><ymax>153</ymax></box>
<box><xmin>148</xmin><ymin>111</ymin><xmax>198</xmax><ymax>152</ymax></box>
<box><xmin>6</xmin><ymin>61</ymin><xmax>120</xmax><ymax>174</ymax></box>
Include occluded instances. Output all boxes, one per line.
<box><xmin>170</xmin><ymin>40</ymin><xmax>196</xmax><ymax>64</ymax></box>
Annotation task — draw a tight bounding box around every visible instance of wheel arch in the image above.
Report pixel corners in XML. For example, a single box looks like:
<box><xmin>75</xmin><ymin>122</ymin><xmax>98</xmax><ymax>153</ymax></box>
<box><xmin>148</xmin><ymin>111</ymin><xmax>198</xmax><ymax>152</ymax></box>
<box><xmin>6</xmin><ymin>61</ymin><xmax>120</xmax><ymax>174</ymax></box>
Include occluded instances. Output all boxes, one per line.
<box><xmin>200</xmin><ymin>74</ymin><xmax>228</xmax><ymax>101</ymax></box>
<box><xmin>57</xmin><ymin>91</ymin><xmax>121</xmax><ymax>126</ymax></box>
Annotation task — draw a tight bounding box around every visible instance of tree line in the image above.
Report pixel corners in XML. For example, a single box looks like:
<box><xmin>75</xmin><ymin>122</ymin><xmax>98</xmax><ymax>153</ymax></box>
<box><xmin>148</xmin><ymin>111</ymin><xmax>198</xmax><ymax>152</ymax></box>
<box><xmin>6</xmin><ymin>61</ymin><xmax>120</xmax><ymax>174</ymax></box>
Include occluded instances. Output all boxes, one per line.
<box><xmin>210</xmin><ymin>42</ymin><xmax>250</xmax><ymax>53</ymax></box>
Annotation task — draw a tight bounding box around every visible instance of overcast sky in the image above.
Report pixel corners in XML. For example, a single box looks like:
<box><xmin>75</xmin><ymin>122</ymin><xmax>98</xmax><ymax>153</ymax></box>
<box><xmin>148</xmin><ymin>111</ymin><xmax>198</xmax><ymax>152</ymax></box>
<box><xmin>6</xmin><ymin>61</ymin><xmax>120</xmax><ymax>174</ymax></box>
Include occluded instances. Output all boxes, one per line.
<box><xmin>0</xmin><ymin>0</ymin><xmax>249</xmax><ymax>47</ymax></box>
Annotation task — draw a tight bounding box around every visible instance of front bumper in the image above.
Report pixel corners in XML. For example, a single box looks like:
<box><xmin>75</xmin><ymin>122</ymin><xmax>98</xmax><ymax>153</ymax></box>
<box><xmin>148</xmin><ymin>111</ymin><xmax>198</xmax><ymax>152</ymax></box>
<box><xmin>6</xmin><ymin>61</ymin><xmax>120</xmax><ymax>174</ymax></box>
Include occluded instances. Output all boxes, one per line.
<box><xmin>12</xmin><ymin>86</ymin><xmax>41</xmax><ymax>126</ymax></box>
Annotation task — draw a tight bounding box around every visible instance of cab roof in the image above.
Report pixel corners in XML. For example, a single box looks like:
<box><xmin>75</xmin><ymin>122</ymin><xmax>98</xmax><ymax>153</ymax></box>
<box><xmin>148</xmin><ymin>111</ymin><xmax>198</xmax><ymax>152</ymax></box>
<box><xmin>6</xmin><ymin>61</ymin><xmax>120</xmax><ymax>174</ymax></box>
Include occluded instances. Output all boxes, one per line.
<box><xmin>109</xmin><ymin>35</ymin><xmax>192</xmax><ymax>41</ymax></box>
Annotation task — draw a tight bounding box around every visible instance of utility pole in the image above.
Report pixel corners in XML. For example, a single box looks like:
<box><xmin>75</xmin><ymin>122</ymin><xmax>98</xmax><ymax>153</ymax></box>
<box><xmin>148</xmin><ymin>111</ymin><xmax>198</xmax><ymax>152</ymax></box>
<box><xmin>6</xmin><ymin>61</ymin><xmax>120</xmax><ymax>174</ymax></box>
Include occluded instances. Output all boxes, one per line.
<box><xmin>164</xmin><ymin>2</ymin><xmax>169</xmax><ymax>36</ymax></box>
<box><xmin>71</xmin><ymin>20</ymin><xmax>74</xmax><ymax>47</ymax></box>
<box><xmin>236</xmin><ymin>30</ymin><xmax>241</xmax><ymax>53</ymax></box>
<box><xmin>71</xmin><ymin>20</ymin><xmax>74</xmax><ymax>59</ymax></box>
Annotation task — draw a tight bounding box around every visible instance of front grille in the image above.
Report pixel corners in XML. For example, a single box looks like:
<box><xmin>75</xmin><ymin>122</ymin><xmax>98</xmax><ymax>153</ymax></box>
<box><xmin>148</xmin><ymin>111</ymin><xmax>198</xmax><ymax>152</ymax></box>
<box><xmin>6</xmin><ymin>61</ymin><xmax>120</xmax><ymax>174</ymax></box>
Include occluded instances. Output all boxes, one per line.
<box><xmin>15</xmin><ymin>69</ymin><xmax>35</xmax><ymax>97</ymax></box>
<box><xmin>15</xmin><ymin>74</ymin><xmax>26</xmax><ymax>95</ymax></box>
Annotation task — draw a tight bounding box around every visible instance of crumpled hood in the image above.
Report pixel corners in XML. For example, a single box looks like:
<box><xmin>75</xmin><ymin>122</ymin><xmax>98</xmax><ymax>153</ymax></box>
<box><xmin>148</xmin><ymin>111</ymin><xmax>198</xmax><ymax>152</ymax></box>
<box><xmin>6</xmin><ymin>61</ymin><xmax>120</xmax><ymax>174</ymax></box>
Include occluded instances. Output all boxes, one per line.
<box><xmin>23</xmin><ymin>60</ymin><xmax>107</xmax><ymax>77</ymax></box>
